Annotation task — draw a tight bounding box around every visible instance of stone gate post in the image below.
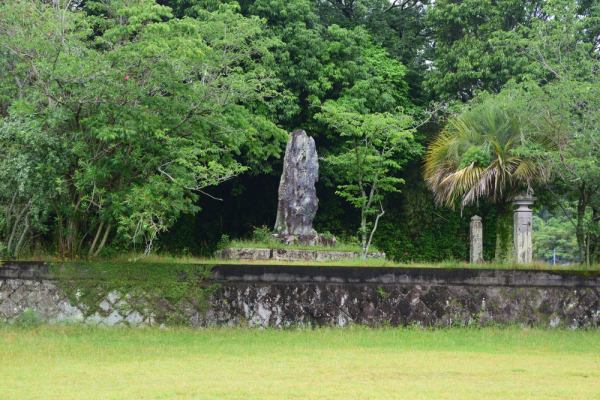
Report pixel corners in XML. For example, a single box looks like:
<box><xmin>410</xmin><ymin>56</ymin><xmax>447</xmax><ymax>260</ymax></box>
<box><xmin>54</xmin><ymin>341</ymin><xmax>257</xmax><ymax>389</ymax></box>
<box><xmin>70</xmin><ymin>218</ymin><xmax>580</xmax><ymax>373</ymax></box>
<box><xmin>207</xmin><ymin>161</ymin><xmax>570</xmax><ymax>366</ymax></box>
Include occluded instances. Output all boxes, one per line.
<box><xmin>513</xmin><ymin>194</ymin><xmax>535</xmax><ymax>264</ymax></box>
<box><xmin>470</xmin><ymin>215</ymin><xmax>483</xmax><ymax>263</ymax></box>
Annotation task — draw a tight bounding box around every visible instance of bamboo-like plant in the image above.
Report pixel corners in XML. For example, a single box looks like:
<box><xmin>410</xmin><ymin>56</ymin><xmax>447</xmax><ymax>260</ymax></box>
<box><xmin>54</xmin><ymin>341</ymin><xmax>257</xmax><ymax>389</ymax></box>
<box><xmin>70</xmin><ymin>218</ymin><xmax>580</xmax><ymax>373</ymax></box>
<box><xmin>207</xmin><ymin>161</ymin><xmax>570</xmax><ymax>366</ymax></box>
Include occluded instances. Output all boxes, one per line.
<box><xmin>424</xmin><ymin>100</ymin><xmax>548</xmax><ymax>261</ymax></box>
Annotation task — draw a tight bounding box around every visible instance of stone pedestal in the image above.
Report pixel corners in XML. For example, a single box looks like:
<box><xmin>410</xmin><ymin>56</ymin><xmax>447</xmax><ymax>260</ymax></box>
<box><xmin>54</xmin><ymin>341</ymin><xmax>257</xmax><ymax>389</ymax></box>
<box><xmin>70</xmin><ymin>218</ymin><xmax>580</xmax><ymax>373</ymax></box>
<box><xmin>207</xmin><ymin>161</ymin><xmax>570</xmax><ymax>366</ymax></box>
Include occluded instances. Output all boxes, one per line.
<box><xmin>513</xmin><ymin>194</ymin><xmax>535</xmax><ymax>264</ymax></box>
<box><xmin>470</xmin><ymin>215</ymin><xmax>483</xmax><ymax>263</ymax></box>
<box><xmin>214</xmin><ymin>247</ymin><xmax>385</xmax><ymax>261</ymax></box>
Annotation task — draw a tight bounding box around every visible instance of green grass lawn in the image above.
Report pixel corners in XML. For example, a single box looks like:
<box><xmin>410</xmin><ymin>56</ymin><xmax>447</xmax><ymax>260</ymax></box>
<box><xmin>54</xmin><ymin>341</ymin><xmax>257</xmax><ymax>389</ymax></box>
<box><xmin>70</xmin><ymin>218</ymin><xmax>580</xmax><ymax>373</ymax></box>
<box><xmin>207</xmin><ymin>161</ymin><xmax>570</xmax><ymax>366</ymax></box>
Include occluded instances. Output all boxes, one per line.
<box><xmin>12</xmin><ymin>253</ymin><xmax>600</xmax><ymax>272</ymax></box>
<box><xmin>1</xmin><ymin>326</ymin><xmax>599</xmax><ymax>400</ymax></box>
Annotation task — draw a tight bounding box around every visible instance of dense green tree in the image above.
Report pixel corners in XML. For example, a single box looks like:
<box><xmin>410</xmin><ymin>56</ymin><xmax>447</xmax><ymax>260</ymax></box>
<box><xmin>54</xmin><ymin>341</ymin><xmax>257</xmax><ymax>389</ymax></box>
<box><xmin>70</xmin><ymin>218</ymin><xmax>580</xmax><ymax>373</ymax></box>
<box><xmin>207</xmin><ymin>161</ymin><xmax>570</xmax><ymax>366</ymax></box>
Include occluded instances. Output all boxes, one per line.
<box><xmin>426</xmin><ymin>0</ymin><xmax>545</xmax><ymax>100</ymax></box>
<box><xmin>523</xmin><ymin>78</ymin><xmax>600</xmax><ymax>264</ymax></box>
<box><xmin>0</xmin><ymin>0</ymin><xmax>286</xmax><ymax>256</ymax></box>
<box><xmin>426</xmin><ymin>0</ymin><xmax>600</xmax><ymax>101</ymax></box>
<box><xmin>422</xmin><ymin>0</ymin><xmax>600</xmax><ymax>264</ymax></box>
<box><xmin>0</xmin><ymin>117</ymin><xmax>58</xmax><ymax>257</ymax></box>
<box><xmin>316</xmin><ymin>102</ymin><xmax>419</xmax><ymax>257</ymax></box>
<box><xmin>505</xmin><ymin>0</ymin><xmax>600</xmax><ymax>264</ymax></box>
<box><xmin>315</xmin><ymin>0</ymin><xmax>431</xmax><ymax>100</ymax></box>
<box><xmin>245</xmin><ymin>0</ymin><xmax>415</xmax><ymax>129</ymax></box>
<box><xmin>3</xmin><ymin>0</ymin><xmax>598</xmax><ymax>264</ymax></box>
<box><xmin>534</xmin><ymin>212</ymin><xmax>580</xmax><ymax>264</ymax></box>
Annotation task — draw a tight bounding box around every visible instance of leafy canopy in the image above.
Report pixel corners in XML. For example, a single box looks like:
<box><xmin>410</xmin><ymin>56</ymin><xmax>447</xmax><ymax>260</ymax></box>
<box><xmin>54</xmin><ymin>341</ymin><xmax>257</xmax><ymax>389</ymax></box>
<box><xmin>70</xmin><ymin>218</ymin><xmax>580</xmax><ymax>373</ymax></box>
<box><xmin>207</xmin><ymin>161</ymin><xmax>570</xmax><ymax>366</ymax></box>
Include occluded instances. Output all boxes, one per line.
<box><xmin>316</xmin><ymin>101</ymin><xmax>419</xmax><ymax>256</ymax></box>
<box><xmin>0</xmin><ymin>0</ymin><xmax>286</xmax><ymax>255</ymax></box>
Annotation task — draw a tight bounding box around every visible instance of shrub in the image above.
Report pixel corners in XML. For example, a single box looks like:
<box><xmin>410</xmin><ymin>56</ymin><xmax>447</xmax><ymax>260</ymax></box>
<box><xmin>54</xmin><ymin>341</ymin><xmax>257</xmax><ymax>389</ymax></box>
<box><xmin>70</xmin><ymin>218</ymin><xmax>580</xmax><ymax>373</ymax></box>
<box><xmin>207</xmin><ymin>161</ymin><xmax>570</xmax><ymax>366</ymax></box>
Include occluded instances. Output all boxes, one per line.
<box><xmin>252</xmin><ymin>226</ymin><xmax>274</xmax><ymax>243</ymax></box>
<box><xmin>14</xmin><ymin>308</ymin><xmax>42</xmax><ymax>327</ymax></box>
<box><xmin>216</xmin><ymin>234</ymin><xmax>231</xmax><ymax>250</ymax></box>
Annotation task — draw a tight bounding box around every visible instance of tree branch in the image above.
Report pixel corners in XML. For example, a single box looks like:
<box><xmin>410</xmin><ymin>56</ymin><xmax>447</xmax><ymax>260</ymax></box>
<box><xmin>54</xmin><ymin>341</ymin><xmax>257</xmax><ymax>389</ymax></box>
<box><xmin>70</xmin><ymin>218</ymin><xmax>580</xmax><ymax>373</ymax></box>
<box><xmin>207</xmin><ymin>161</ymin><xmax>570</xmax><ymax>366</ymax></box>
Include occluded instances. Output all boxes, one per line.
<box><xmin>365</xmin><ymin>201</ymin><xmax>385</xmax><ymax>258</ymax></box>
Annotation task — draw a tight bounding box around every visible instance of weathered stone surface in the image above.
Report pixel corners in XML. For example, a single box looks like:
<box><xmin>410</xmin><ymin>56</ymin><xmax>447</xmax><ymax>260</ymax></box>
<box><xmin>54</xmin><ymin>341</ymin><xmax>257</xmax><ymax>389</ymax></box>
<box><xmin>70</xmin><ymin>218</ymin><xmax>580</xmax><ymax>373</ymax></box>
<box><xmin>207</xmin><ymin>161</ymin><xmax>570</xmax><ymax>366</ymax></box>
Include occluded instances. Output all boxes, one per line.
<box><xmin>200</xmin><ymin>283</ymin><xmax>600</xmax><ymax>328</ymax></box>
<box><xmin>126</xmin><ymin>311</ymin><xmax>144</xmax><ymax>325</ymax></box>
<box><xmin>1</xmin><ymin>263</ymin><xmax>599</xmax><ymax>328</ymax></box>
<box><xmin>215</xmin><ymin>247</ymin><xmax>385</xmax><ymax>261</ymax></box>
<box><xmin>470</xmin><ymin>215</ymin><xmax>483</xmax><ymax>263</ymax></box>
<box><xmin>214</xmin><ymin>248</ymin><xmax>272</xmax><ymax>261</ymax></box>
<box><xmin>271</xmin><ymin>249</ymin><xmax>316</xmax><ymax>261</ymax></box>
<box><xmin>274</xmin><ymin>130</ymin><xmax>320</xmax><ymax>244</ymax></box>
<box><xmin>514</xmin><ymin>194</ymin><xmax>535</xmax><ymax>263</ymax></box>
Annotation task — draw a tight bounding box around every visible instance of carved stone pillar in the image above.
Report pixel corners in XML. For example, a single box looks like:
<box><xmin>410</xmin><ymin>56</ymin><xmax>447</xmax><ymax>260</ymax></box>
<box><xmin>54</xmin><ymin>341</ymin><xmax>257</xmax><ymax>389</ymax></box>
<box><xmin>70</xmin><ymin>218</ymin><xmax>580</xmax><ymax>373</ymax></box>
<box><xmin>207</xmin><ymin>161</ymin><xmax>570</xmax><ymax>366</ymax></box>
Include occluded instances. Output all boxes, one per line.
<box><xmin>470</xmin><ymin>215</ymin><xmax>483</xmax><ymax>263</ymax></box>
<box><xmin>513</xmin><ymin>194</ymin><xmax>535</xmax><ymax>264</ymax></box>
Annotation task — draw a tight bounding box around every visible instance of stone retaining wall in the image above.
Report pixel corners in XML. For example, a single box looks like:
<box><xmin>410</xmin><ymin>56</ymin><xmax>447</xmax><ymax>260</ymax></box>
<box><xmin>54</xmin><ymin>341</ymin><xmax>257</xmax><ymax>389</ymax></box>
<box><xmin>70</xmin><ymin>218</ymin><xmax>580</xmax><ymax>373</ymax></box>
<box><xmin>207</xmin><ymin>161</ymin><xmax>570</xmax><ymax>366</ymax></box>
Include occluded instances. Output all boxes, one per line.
<box><xmin>215</xmin><ymin>247</ymin><xmax>385</xmax><ymax>261</ymax></box>
<box><xmin>1</xmin><ymin>262</ymin><xmax>599</xmax><ymax>328</ymax></box>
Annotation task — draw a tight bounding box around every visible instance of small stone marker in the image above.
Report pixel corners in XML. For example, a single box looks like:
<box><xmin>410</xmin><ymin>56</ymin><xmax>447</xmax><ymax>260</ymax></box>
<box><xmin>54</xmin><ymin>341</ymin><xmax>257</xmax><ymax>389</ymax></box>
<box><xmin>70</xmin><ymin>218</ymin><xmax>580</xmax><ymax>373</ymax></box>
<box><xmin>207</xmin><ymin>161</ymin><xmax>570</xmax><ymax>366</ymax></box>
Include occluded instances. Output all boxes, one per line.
<box><xmin>273</xmin><ymin>129</ymin><xmax>321</xmax><ymax>244</ymax></box>
<box><xmin>513</xmin><ymin>194</ymin><xmax>535</xmax><ymax>264</ymax></box>
<box><xmin>470</xmin><ymin>215</ymin><xmax>483</xmax><ymax>263</ymax></box>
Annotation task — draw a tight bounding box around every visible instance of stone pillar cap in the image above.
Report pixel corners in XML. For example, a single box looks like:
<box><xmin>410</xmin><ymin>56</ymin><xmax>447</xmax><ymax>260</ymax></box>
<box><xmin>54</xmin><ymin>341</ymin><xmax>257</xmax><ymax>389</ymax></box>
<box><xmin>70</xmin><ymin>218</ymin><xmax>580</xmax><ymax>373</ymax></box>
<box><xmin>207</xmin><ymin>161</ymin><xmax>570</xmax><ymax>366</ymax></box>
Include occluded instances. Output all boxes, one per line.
<box><xmin>471</xmin><ymin>215</ymin><xmax>482</xmax><ymax>220</ymax></box>
<box><xmin>512</xmin><ymin>194</ymin><xmax>536</xmax><ymax>205</ymax></box>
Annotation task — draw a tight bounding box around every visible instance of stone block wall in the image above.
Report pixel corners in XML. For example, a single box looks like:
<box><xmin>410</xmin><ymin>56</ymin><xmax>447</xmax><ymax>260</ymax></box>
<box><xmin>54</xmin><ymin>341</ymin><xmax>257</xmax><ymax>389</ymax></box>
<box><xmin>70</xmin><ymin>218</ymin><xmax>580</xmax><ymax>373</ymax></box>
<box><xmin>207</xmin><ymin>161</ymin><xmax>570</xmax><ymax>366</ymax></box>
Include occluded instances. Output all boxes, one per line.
<box><xmin>215</xmin><ymin>247</ymin><xmax>385</xmax><ymax>261</ymax></box>
<box><xmin>0</xmin><ymin>279</ymin><xmax>151</xmax><ymax>326</ymax></box>
<box><xmin>1</xmin><ymin>262</ymin><xmax>600</xmax><ymax>328</ymax></box>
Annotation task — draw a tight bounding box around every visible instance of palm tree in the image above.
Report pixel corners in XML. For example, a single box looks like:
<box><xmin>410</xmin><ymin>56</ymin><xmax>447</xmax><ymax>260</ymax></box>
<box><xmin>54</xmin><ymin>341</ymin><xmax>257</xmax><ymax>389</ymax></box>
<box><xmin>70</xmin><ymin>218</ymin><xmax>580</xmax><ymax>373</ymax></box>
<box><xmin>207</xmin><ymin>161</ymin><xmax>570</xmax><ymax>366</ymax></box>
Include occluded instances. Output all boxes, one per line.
<box><xmin>424</xmin><ymin>101</ymin><xmax>547</xmax><ymax>261</ymax></box>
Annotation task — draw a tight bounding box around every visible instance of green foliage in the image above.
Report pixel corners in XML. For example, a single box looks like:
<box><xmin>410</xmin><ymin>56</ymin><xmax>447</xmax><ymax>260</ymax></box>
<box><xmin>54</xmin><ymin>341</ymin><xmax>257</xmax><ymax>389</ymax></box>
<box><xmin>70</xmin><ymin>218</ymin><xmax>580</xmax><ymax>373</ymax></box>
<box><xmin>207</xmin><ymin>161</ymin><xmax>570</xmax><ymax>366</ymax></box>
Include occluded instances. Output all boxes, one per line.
<box><xmin>316</xmin><ymin>101</ymin><xmax>419</xmax><ymax>257</ymax></box>
<box><xmin>320</xmin><ymin>231</ymin><xmax>336</xmax><ymax>242</ymax></box>
<box><xmin>225</xmin><ymin>224</ymin><xmax>367</xmax><ymax>252</ymax></box>
<box><xmin>216</xmin><ymin>234</ymin><xmax>231</xmax><ymax>250</ymax></box>
<box><xmin>425</xmin><ymin>0</ymin><xmax>542</xmax><ymax>100</ymax></box>
<box><xmin>0</xmin><ymin>0</ymin><xmax>286</xmax><ymax>257</ymax></box>
<box><xmin>425</xmin><ymin>95</ymin><xmax>547</xmax><ymax>209</ymax></box>
<box><xmin>315</xmin><ymin>0</ymin><xmax>430</xmax><ymax>100</ymax></box>
<box><xmin>425</xmin><ymin>0</ymin><xmax>600</xmax><ymax>102</ymax></box>
<box><xmin>533</xmin><ymin>214</ymin><xmax>579</xmax><ymax>263</ymax></box>
<box><xmin>424</xmin><ymin>94</ymin><xmax>551</xmax><ymax>261</ymax></box>
<box><xmin>495</xmin><ymin>1</ymin><xmax>600</xmax><ymax>263</ymax></box>
<box><xmin>248</xmin><ymin>0</ymin><xmax>414</xmax><ymax>130</ymax></box>
<box><xmin>2</xmin><ymin>0</ymin><xmax>599</xmax><ymax>265</ymax></box>
<box><xmin>458</xmin><ymin>147</ymin><xmax>492</xmax><ymax>170</ymax></box>
<box><xmin>251</xmin><ymin>225</ymin><xmax>273</xmax><ymax>243</ymax></box>
<box><xmin>376</xmin><ymin>286</ymin><xmax>390</xmax><ymax>299</ymax></box>
<box><xmin>0</xmin><ymin>116</ymin><xmax>56</xmax><ymax>258</ymax></box>
<box><xmin>372</xmin><ymin>171</ymin><xmax>499</xmax><ymax>264</ymax></box>
<box><xmin>522</xmin><ymin>44</ymin><xmax>600</xmax><ymax>264</ymax></box>
<box><xmin>13</xmin><ymin>308</ymin><xmax>42</xmax><ymax>328</ymax></box>
<box><xmin>519</xmin><ymin>78</ymin><xmax>600</xmax><ymax>264</ymax></box>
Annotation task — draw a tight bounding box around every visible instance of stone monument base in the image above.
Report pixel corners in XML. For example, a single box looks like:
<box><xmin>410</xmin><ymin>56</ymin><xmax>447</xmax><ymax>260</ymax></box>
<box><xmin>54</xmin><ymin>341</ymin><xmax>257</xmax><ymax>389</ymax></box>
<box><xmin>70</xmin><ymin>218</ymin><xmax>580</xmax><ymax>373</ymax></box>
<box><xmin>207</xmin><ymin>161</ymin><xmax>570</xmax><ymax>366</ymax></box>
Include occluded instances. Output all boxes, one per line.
<box><xmin>272</xmin><ymin>233</ymin><xmax>336</xmax><ymax>246</ymax></box>
<box><xmin>215</xmin><ymin>247</ymin><xmax>385</xmax><ymax>262</ymax></box>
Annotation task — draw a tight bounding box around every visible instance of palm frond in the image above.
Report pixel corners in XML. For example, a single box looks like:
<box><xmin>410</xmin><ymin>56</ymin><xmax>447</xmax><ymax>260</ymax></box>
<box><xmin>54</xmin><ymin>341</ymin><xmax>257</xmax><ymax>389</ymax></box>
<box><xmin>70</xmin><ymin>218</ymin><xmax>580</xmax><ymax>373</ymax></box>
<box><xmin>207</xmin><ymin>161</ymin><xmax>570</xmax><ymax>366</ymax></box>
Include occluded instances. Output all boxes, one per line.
<box><xmin>424</xmin><ymin>100</ymin><xmax>549</xmax><ymax>208</ymax></box>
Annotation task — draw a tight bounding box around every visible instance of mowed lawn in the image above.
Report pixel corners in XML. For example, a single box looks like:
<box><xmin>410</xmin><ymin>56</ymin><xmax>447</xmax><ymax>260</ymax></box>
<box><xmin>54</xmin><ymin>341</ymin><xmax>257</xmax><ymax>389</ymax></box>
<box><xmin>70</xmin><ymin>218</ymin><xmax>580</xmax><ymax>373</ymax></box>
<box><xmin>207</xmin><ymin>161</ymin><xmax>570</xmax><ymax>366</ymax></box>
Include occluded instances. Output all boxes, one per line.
<box><xmin>1</xmin><ymin>326</ymin><xmax>600</xmax><ymax>400</ymax></box>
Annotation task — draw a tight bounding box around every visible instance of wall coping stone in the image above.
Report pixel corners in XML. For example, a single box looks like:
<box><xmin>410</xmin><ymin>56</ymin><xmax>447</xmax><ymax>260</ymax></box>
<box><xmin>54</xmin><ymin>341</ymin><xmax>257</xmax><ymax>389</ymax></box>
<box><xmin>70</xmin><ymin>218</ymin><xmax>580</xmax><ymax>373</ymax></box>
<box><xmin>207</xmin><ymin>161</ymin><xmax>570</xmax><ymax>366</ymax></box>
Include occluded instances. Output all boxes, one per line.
<box><xmin>1</xmin><ymin>261</ymin><xmax>599</xmax><ymax>288</ymax></box>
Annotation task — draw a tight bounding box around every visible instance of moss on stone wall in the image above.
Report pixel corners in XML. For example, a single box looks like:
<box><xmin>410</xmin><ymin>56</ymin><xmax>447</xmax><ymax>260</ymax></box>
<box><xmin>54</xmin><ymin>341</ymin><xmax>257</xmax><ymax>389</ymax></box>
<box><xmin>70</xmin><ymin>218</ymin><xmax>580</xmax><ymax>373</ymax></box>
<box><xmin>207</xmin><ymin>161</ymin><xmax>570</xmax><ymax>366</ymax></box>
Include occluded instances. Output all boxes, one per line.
<box><xmin>50</xmin><ymin>262</ymin><xmax>217</xmax><ymax>325</ymax></box>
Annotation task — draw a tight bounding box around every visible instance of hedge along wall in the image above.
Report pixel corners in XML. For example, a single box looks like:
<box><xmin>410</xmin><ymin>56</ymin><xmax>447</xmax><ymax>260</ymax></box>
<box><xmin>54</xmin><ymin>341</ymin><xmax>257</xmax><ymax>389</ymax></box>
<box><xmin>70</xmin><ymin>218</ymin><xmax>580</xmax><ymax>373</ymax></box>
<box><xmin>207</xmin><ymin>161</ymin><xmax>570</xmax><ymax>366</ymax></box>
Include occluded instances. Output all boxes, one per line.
<box><xmin>1</xmin><ymin>262</ymin><xmax>600</xmax><ymax>328</ymax></box>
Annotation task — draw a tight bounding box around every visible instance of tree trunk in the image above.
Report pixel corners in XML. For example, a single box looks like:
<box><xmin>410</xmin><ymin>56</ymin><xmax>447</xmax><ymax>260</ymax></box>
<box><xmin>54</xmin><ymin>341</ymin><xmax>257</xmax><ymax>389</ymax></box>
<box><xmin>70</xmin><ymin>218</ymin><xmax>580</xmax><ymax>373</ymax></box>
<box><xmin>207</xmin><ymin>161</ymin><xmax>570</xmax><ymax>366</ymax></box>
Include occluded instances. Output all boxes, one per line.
<box><xmin>360</xmin><ymin>211</ymin><xmax>368</xmax><ymax>260</ymax></box>
<box><xmin>589</xmin><ymin>206</ymin><xmax>600</xmax><ymax>265</ymax></box>
<box><xmin>364</xmin><ymin>202</ymin><xmax>384</xmax><ymax>259</ymax></box>
<box><xmin>495</xmin><ymin>204</ymin><xmax>513</xmax><ymax>263</ymax></box>
<box><xmin>93</xmin><ymin>224</ymin><xmax>111</xmax><ymax>258</ymax></box>
<box><xmin>88</xmin><ymin>221</ymin><xmax>104</xmax><ymax>257</ymax></box>
<box><xmin>13</xmin><ymin>216</ymin><xmax>29</xmax><ymax>258</ymax></box>
<box><xmin>576</xmin><ymin>186</ymin><xmax>588</xmax><ymax>265</ymax></box>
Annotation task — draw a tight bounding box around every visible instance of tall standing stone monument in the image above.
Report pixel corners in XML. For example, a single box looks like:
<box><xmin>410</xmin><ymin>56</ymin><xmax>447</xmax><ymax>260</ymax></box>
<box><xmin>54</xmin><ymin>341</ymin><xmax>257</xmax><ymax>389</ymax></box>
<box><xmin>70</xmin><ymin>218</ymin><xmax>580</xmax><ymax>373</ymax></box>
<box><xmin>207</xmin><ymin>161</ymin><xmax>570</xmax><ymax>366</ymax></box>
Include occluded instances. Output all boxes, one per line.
<box><xmin>513</xmin><ymin>194</ymin><xmax>535</xmax><ymax>264</ymax></box>
<box><xmin>274</xmin><ymin>130</ymin><xmax>320</xmax><ymax>244</ymax></box>
<box><xmin>470</xmin><ymin>215</ymin><xmax>483</xmax><ymax>263</ymax></box>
